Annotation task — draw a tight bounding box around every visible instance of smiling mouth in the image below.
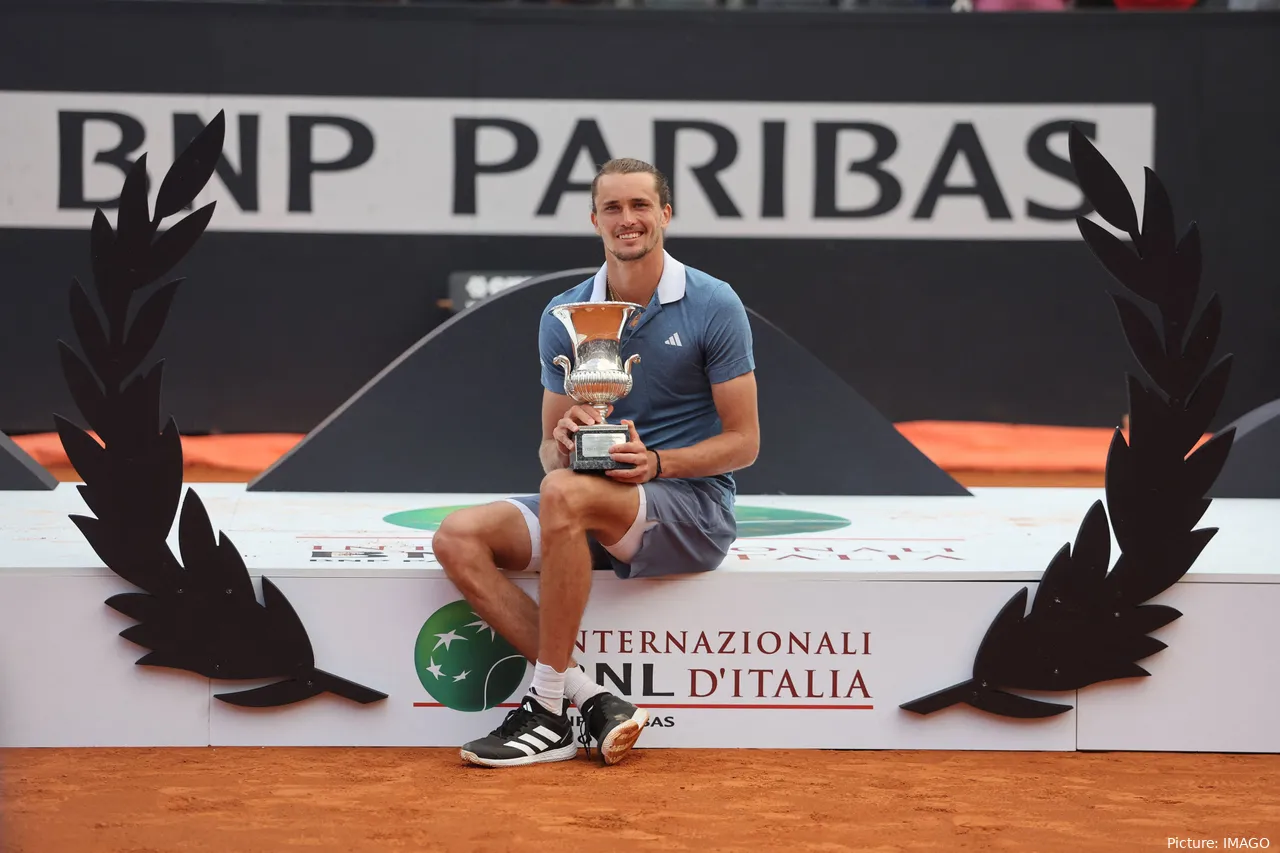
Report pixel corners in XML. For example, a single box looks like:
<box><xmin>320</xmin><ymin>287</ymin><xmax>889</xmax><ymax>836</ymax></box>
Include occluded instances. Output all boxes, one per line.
<box><xmin>616</xmin><ymin>231</ymin><xmax>643</xmax><ymax>240</ymax></box>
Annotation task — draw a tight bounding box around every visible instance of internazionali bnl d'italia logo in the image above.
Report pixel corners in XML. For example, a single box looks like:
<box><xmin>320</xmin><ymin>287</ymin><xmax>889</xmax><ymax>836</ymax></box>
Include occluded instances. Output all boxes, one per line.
<box><xmin>394</xmin><ymin>504</ymin><xmax>851</xmax><ymax>711</ymax></box>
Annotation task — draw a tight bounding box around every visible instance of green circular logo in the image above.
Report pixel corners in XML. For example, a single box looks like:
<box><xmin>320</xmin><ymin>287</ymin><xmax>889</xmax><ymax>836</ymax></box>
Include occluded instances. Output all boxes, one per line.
<box><xmin>384</xmin><ymin>505</ymin><xmax>470</xmax><ymax>532</ymax></box>
<box><xmin>731</xmin><ymin>505</ymin><xmax>850</xmax><ymax>537</ymax></box>
<box><xmin>414</xmin><ymin>600</ymin><xmax>527</xmax><ymax>711</ymax></box>
<box><xmin>385</xmin><ymin>504</ymin><xmax>849</xmax><ymax>538</ymax></box>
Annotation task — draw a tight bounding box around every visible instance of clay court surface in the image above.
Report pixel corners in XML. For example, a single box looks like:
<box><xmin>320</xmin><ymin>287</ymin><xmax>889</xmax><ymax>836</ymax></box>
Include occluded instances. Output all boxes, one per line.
<box><xmin>2</xmin><ymin>746</ymin><xmax>1277</xmax><ymax>851</ymax></box>
<box><xmin>3</xmin><ymin>455</ymin><xmax>1276</xmax><ymax>851</ymax></box>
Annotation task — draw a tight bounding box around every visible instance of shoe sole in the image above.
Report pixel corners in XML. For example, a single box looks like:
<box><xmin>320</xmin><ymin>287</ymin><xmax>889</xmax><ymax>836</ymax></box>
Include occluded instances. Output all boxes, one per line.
<box><xmin>600</xmin><ymin>707</ymin><xmax>649</xmax><ymax>766</ymax></box>
<box><xmin>460</xmin><ymin>743</ymin><xmax>579</xmax><ymax>768</ymax></box>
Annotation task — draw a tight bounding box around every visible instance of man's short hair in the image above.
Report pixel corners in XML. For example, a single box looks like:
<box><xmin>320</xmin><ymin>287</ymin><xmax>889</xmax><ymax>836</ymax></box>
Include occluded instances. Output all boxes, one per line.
<box><xmin>590</xmin><ymin>158</ymin><xmax>672</xmax><ymax>213</ymax></box>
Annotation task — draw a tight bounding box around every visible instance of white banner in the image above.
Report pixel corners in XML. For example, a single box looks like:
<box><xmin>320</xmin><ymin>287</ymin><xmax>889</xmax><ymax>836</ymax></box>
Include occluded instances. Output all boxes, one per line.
<box><xmin>0</xmin><ymin>91</ymin><xmax>1154</xmax><ymax>240</ymax></box>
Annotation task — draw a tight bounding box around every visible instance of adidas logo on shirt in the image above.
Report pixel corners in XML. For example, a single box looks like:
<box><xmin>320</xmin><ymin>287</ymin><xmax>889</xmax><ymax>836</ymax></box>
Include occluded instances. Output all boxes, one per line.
<box><xmin>664</xmin><ymin>333</ymin><xmax>683</xmax><ymax>347</ymax></box>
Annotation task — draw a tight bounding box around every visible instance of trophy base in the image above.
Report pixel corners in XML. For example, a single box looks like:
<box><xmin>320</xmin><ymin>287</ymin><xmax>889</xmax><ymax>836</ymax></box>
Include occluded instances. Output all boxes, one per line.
<box><xmin>571</xmin><ymin>424</ymin><xmax>634</xmax><ymax>472</ymax></box>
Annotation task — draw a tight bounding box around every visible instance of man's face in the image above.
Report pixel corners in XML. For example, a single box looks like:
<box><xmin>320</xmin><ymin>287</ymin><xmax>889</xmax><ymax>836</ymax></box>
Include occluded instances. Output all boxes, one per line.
<box><xmin>591</xmin><ymin>173</ymin><xmax>671</xmax><ymax>263</ymax></box>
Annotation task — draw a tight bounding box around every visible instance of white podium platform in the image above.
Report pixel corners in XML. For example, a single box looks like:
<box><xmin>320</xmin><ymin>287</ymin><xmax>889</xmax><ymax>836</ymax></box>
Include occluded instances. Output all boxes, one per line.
<box><xmin>1</xmin><ymin>483</ymin><xmax>1276</xmax><ymax>752</ymax></box>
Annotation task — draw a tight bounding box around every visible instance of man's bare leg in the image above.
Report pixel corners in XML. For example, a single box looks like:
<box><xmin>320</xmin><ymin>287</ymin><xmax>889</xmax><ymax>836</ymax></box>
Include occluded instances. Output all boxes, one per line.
<box><xmin>432</xmin><ymin>498</ymin><xmax>601</xmax><ymax>671</ymax></box>
<box><xmin>531</xmin><ymin>469</ymin><xmax>651</xmax><ymax>766</ymax></box>
<box><xmin>535</xmin><ymin>468</ymin><xmax>640</xmax><ymax>672</ymax></box>
<box><xmin>432</xmin><ymin>501</ymin><xmax>542</xmax><ymax>661</ymax></box>
<box><xmin>450</xmin><ymin>472</ymin><xmax>649</xmax><ymax>768</ymax></box>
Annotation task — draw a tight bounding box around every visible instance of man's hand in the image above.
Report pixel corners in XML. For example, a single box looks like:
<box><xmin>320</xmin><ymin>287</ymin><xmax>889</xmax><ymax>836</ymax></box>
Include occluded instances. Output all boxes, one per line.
<box><xmin>606</xmin><ymin>420</ymin><xmax>659</xmax><ymax>483</ymax></box>
<box><xmin>552</xmin><ymin>403</ymin><xmax>611</xmax><ymax>456</ymax></box>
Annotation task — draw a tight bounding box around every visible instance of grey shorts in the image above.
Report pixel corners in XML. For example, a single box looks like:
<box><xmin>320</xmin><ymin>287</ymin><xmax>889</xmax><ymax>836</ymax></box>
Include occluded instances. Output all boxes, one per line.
<box><xmin>505</xmin><ymin>477</ymin><xmax>737</xmax><ymax>580</ymax></box>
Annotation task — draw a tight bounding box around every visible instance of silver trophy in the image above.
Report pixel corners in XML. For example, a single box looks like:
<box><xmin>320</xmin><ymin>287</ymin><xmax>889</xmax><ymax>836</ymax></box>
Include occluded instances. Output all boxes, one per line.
<box><xmin>551</xmin><ymin>301</ymin><xmax>643</xmax><ymax>471</ymax></box>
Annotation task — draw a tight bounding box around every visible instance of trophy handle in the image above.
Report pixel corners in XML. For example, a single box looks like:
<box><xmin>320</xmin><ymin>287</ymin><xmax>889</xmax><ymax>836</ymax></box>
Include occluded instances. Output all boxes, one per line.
<box><xmin>552</xmin><ymin>354</ymin><xmax>574</xmax><ymax>399</ymax></box>
<box><xmin>624</xmin><ymin>354</ymin><xmax>641</xmax><ymax>375</ymax></box>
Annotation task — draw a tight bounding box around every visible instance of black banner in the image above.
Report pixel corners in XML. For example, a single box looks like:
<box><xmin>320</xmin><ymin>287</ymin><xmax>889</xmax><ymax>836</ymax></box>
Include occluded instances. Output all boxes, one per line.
<box><xmin>0</xmin><ymin>2</ymin><xmax>1276</xmax><ymax>435</ymax></box>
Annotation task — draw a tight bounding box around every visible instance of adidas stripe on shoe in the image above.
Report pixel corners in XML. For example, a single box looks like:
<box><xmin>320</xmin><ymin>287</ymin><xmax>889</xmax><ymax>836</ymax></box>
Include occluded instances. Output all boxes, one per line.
<box><xmin>460</xmin><ymin>695</ymin><xmax>578</xmax><ymax>768</ymax></box>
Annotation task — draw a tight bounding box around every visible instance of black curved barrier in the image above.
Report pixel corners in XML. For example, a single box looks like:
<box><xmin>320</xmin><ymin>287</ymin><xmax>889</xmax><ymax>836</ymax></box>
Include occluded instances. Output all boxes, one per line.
<box><xmin>1207</xmin><ymin>398</ymin><xmax>1280</xmax><ymax>499</ymax></box>
<box><xmin>250</xmin><ymin>269</ymin><xmax>968</xmax><ymax>496</ymax></box>
<box><xmin>0</xmin><ymin>432</ymin><xmax>56</xmax><ymax>490</ymax></box>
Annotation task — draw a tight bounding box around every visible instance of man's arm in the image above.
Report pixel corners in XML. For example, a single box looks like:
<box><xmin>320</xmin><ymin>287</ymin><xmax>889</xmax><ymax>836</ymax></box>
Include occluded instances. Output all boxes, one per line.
<box><xmin>652</xmin><ymin>371</ymin><xmax>759</xmax><ymax>480</ymax></box>
<box><xmin>539</xmin><ymin>389</ymin><xmax>574</xmax><ymax>474</ymax></box>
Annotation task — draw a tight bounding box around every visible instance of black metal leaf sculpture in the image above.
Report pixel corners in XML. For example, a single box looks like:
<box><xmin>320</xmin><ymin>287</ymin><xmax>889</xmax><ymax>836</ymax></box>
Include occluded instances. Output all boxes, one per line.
<box><xmin>901</xmin><ymin>126</ymin><xmax>1234</xmax><ymax>718</ymax></box>
<box><xmin>54</xmin><ymin>111</ymin><xmax>386</xmax><ymax>708</ymax></box>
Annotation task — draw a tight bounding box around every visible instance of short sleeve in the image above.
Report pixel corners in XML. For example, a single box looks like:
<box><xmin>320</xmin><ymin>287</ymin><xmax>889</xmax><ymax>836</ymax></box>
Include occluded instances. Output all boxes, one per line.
<box><xmin>704</xmin><ymin>284</ymin><xmax>755</xmax><ymax>385</ymax></box>
<box><xmin>539</xmin><ymin>308</ymin><xmax>574</xmax><ymax>393</ymax></box>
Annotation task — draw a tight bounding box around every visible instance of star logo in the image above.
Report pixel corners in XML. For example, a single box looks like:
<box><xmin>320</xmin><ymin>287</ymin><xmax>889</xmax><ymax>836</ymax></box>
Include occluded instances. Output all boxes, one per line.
<box><xmin>465</xmin><ymin>618</ymin><xmax>497</xmax><ymax>641</ymax></box>
<box><xmin>433</xmin><ymin>629</ymin><xmax>467</xmax><ymax>651</ymax></box>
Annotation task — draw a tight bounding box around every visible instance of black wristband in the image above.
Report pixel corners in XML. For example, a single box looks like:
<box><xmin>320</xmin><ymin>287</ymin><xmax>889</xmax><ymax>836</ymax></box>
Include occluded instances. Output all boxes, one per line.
<box><xmin>652</xmin><ymin>450</ymin><xmax>662</xmax><ymax>478</ymax></box>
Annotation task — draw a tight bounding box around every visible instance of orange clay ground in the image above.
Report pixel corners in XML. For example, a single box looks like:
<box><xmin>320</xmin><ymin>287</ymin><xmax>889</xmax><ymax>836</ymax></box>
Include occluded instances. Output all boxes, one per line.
<box><xmin>2</xmin><ymin>746</ymin><xmax>1276</xmax><ymax>852</ymax></box>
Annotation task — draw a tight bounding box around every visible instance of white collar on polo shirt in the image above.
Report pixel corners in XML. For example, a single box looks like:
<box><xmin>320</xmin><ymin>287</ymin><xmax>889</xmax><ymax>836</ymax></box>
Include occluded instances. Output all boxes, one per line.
<box><xmin>590</xmin><ymin>250</ymin><xmax>687</xmax><ymax>305</ymax></box>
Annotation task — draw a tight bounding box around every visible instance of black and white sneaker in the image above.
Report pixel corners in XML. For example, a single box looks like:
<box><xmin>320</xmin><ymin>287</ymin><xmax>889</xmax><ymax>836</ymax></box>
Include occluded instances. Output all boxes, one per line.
<box><xmin>579</xmin><ymin>692</ymin><xmax>650</xmax><ymax>766</ymax></box>
<box><xmin>460</xmin><ymin>693</ymin><xmax>578</xmax><ymax>768</ymax></box>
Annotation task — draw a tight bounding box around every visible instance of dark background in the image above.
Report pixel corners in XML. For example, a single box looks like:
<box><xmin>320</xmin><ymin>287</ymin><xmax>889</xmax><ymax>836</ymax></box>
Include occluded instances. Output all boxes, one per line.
<box><xmin>1</xmin><ymin>2</ymin><xmax>1277</xmax><ymax>436</ymax></box>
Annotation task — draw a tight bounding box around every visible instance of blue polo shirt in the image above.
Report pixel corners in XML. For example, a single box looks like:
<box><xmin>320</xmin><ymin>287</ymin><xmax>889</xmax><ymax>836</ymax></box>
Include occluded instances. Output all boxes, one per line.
<box><xmin>538</xmin><ymin>251</ymin><xmax>755</xmax><ymax>503</ymax></box>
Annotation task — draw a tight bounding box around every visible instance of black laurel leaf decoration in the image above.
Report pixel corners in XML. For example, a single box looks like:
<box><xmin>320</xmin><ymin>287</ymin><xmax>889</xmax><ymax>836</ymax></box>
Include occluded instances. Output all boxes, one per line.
<box><xmin>57</xmin><ymin>341</ymin><xmax>108</xmax><ymax>436</ymax></box>
<box><xmin>1183</xmin><ymin>431</ymin><xmax>1235</xmax><ymax>499</ymax></box>
<box><xmin>54</xmin><ymin>109</ymin><xmax>386</xmax><ymax>709</ymax></box>
<box><xmin>217</xmin><ymin>666</ymin><xmax>387</xmax><ymax>708</ymax></box>
<box><xmin>114</xmin><ymin>155</ymin><xmax>158</xmax><ymax>283</ymax></box>
<box><xmin>119</xmin><ymin>280</ymin><xmax>181</xmax><ymax>380</ymax></box>
<box><xmin>1171</xmin><ymin>224</ymin><xmax>1202</xmax><ymax>328</ymax></box>
<box><xmin>144</xmin><ymin>203</ymin><xmax>215</xmax><ymax>285</ymax></box>
<box><xmin>1027</xmin><ymin>543</ymin><xmax>1076</xmax><ymax>620</ymax></box>
<box><xmin>176</xmin><ymin>489</ymin><xmax>258</xmax><ymax>605</ymax></box>
<box><xmin>1112</xmin><ymin>296</ymin><xmax>1173</xmax><ymax>395</ymax></box>
<box><xmin>1078</xmin><ymin>219</ymin><xmax>1151</xmax><ymax>301</ymax></box>
<box><xmin>106</xmin><ymin>591</ymin><xmax>164</xmax><ymax>624</ymax></box>
<box><xmin>113</xmin><ymin>361</ymin><xmax>165</xmax><ymax>456</ymax></box>
<box><xmin>902</xmin><ymin>124</ymin><xmax>1235</xmax><ymax>719</ymax></box>
<box><xmin>969</xmin><ymin>689</ymin><xmax>1073</xmax><ymax>719</ymax></box>
<box><xmin>1182</xmin><ymin>357</ymin><xmax>1234</xmax><ymax>449</ymax></box>
<box><xmin>89</xmin><ymin>210</ymin><xmax>116</xmax><ymax>295</ymax></box>
<box><xmin>53</xmin><ymin>415</ymin><xmax>108</xmax><ymax>490</ymax></box>
<box><xmin>1139</xmin><ymin>168</ymin><xmax>1176</xmax><ymax>259</ymax></box>
<box><xmin>155</xmin><ymin>112</ymin><xmax>224</xmax><ymax>220</ymax></box>
<box><xmin>71</xmin><ymin>514</ymin><xmax>176</xmax><ymax>593</ymax></box>
<box><xmin>1128</xmin><ymin>604</ymin><xmax>1182</xmax><ymax>635</ymax></box>
<box><xmin>1182</xmin><ymin>293</ymin><xmax>1220</xmax><ymax>380</ymax></box>
<box><xmin>1068</xmin><ymin>128</ymin><xmax>1139</xmax><ymax>236</ymax></box>
<box><xmin>69</xmin><ymin>280</ymin><xmax>113</xmax><ymax>382</ymax></box>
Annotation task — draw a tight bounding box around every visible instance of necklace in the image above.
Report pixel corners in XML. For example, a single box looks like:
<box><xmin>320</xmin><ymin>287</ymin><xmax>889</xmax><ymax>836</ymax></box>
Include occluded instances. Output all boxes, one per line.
<box><xmin>607</xmin><ymin>278</ymin><xmax>644</xmax><ymax>328</ymax></box>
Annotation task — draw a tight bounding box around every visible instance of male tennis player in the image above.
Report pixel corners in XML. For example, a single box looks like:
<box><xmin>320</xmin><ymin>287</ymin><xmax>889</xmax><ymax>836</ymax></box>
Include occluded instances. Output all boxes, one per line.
<box><xmin>433</xmin><ymin>158</ymin><xmax>759</xmax><ymax>768</ymax></box>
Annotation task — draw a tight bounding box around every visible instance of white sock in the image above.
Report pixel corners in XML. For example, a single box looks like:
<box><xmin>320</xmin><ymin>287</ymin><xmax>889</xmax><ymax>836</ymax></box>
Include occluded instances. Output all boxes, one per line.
<box><xmin>565</xmin><ymin>665</ymin><xmax>607</xmax><ymax>709</ymax></box>
<box><xmin>529</xmin><ymin>661</ymin><xmax>566</xmax><ymax>715</ymax></box>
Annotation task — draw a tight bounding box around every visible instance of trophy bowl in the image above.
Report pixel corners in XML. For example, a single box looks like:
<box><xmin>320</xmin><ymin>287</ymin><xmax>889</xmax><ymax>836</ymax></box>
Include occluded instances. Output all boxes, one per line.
<box><xmin>550</xmin><ymin>301</ymin><xmax>643</xmax><ymax>471</ymax></box>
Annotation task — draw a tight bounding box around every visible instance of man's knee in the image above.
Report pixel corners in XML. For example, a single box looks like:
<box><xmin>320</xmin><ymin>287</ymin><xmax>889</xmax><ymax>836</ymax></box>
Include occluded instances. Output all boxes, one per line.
<box><xmin>435</xmin><ymin>502</ymin><xmax>534</xmax><ymax>579</ymax></box>
<box><xmin>539</xmin><ymin>468</ymin><xmax>590</xmax><ymax>526</ymax></box>
<box><xmin>433</xmin><ymin>510</ymin><xmax>486</xmax><ymax>580</ymax></box>
<box><xmin>540</xmin><ymin>468</ymin><xmax>637</xmax><ymax>544</ymax></box>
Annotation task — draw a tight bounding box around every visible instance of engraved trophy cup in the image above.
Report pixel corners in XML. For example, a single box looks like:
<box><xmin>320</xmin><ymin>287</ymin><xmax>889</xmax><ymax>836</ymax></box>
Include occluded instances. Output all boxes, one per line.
<box><xmin>551</xmin><ymin>301</ymin><xmax>643</xmax><ymax>471</ymax></box>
